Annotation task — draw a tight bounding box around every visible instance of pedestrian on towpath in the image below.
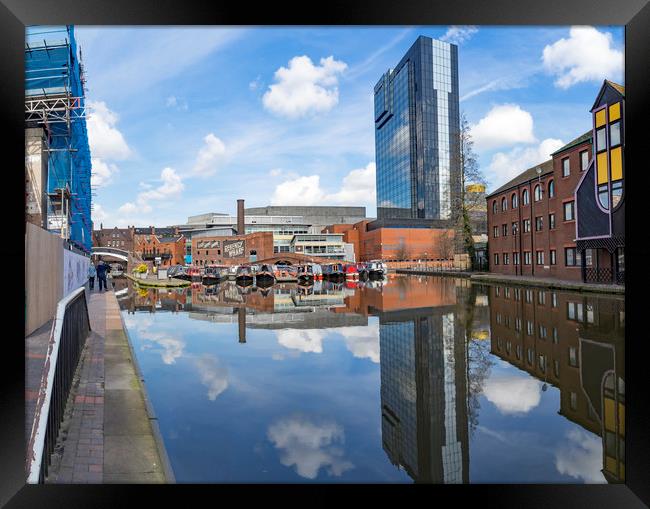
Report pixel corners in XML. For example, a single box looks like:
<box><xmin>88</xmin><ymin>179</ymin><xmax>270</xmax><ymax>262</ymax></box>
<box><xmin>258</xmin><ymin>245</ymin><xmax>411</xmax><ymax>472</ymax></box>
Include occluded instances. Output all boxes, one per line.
<box><xmin>88</xmin><ymin>263</ymin><xmax>96</xmax><ymax>290</ymax></box>
<box><xmin>97</xmin><ymin>261</ymin><xmax>108</xmax><ymax>291</ymax></box>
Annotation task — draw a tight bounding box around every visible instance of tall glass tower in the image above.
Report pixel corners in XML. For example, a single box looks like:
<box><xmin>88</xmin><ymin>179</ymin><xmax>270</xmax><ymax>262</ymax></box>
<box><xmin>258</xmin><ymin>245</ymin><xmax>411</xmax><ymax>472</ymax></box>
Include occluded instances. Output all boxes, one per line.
<box><xmin>374</xmin><ymin>36</ymin><xmax>461</xmax><ymax>222</ymax></box>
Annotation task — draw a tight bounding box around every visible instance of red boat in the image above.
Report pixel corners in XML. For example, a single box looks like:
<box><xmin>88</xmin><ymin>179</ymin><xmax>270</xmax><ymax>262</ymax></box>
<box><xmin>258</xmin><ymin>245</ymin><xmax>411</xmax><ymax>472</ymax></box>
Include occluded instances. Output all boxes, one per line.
<box><xmin>344</xmin><ymin>263</ymin><xmax>359</xmax><ymax>281</ymax></box>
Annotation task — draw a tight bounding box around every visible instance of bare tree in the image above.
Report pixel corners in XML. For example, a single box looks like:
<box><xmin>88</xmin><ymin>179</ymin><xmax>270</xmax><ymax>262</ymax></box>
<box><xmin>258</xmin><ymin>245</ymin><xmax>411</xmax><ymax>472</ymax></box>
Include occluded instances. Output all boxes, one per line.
<box><xmin>395</xmin><ymin>238</ymin><xmax>409</xmax><ymax>261</ymax></box>
<box><xmin>437</xmin><ymin>230</ymin><xmax>455</xmax><ymax>260</ymax></box>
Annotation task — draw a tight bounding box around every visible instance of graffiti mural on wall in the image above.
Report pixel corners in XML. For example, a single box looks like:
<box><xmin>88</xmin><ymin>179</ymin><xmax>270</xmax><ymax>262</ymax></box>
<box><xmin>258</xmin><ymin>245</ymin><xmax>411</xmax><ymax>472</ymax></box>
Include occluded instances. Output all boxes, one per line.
<box><xmin>64</xmin><ymin>248</ymin><xmax>90</xmax><ymax>297</ymax></box>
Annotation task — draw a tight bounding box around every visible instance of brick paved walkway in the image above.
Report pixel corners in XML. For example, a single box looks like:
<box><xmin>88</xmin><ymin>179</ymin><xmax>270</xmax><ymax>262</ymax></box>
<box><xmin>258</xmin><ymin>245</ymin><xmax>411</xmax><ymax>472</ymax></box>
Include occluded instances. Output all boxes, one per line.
<box><xmin>41</xmin><ymin>288</ymin><xmax>169</xmax><ymax>483</ymax></box>
<box><xmin>25</xmin><ymin>319</ymin><xmax>53</xmax><ymax>446</ymax></box>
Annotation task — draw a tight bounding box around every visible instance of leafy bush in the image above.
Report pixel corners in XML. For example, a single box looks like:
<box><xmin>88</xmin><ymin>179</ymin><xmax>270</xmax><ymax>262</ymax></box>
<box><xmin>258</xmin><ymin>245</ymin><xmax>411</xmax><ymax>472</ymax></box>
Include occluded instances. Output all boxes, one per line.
<box><xmin>135</xmin><ymin>263</ymin><xmax>148</xmax><ymax>273</ymax></box>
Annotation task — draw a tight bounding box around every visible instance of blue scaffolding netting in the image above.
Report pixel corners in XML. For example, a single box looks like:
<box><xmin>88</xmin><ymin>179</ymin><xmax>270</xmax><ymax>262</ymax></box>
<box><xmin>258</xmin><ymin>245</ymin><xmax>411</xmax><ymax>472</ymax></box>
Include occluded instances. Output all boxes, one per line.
<box><xmin>25</xmin><ymin>25</ymin><xmax>92</xmax><ymax>253</ymax></box>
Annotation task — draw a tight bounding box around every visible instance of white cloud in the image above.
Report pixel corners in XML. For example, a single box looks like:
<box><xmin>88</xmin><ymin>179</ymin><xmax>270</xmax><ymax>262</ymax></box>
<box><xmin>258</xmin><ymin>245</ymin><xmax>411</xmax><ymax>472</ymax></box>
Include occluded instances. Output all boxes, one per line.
<box><xmin>86</xmin><ymin>101</ymin><xmax>132</xmax><ymax>160</ymax></box>
<box><xmin>339</xmin><ymin>323</ymin><xmax>380</xmax><ymax>363</ymax></box>
<box><xmin>139</xmin><ymin>330</ymin><xmax>185</xmax><ymax>365</ymax></box>
<box><xmin>269</xmin><ymin>168</ymin><xmax>283</xmax><ymax>177</ymax></box>
<box><xmin>249</xmin><ymin>75</ymin><xmax>263</xmax><ymax>91</ymax></box>
<box><xmin>470</xmin><ymin>104</ymin><xmax>536</xmax><ymax>151</ymax></box>
<box><xmin>440</xmin><ymin>26</ymin><xmax>478</xmax><ymax>45</ymax></box>
<box><xmin>263</xmin><ymin>55</ymin><xmax>347</xmax><ymax>118</ymax></box>
<box><xmin>192</xmin><ymin>133</ymin><xmax>227</xmax><ymax>176</ymax></box>
<box><xmin>270</xmin><ymin>175</ymin><xmax>326</xmax><ymax>207</ymax></box>
<box><xmin>165</xmin><ymin>95</ymin><xmax>188</xmax><ymax>111</ymax></box>
<box><xmin>270</xmin><ymin>162</ymin><xmax>376</xmax><ymax>210</ymax></box>
<box><xmin>92</xmin><ymin>203</ymin><xmax>108</xmax><ymax>225</ymax></box>
<box><xmin>118</xmin><ymin>166</ymin><xmax>184</xmax><ymax>217</ymax></box>
<box><xmin>328</xmin><ymin>162</ymin><xmax>376</xmax><ymax>207</ymax></box>
<box><xmin>483</xmin><ymin>375</ymin><xmax>542</xmax><ymax>415</ymax></box>
<box><xmin>555</xmin><ymin>428</ymin><xmax>607</xmax><ymax>483</ymax></box>
<box><xmin>91</xmin><ymin>157</ymin><xmax>119</xmax><ymax>188</ymax></box>
<box><xmin>196</xmin><ymin>354</ymin><xmax>229</xmax><ymax>401</ymax></box>
<box><xmin>487</xmin><ymin>138</ymin><xmax>565</xmax><ymax>189</ymax></box>
<box><xmin>267</xmin><ymin>415</ymin><xmax>354</xmax><ymax>479</ymax></box>
<box><xmin>543</xmin><ymin>26</ymin><xmax>623</xmax><ymax>89</ymax></box>
<box><xmin>276</xmin><ymin>329</ymin><xmax>325</xmax><ymax>354</ymax></box>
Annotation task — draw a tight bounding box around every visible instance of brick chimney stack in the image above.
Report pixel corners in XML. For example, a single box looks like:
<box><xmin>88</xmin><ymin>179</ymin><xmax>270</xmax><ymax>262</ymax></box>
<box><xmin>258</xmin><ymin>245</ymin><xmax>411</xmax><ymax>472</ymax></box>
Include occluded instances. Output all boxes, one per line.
<box><xmin>237</xmin><ymin>199</ymin><xmax>245</xmax><ymax>235</ymax></box>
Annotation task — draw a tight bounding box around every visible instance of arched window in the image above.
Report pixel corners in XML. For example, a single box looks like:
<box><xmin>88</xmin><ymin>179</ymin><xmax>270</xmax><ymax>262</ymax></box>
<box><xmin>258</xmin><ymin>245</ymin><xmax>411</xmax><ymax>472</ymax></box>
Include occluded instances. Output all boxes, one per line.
<box><xmin>501</xmin><ymin>197</ymin><xmax>507</xmax><ymax>211</ymax></box>
<box><xmin>534</xmin><ymin>185</ymin><xmax>542</xmax><ymax>202</ymax></box>
<box><xmin>548</xmin><ymin>180</ymin><xmax>555</xmax><ymax>198</ymax></box>
<box><xmin>522</xmin><ymin>189</ymin><xmax>529</xmax><ymax>205</ymax></box>
<box><xmin>512</xmin><ymin>193</ymin><xmax>518</xmax><ymax>208</ymax></box>
<box><xmin>492</xmin><ymin>200</ymin><xmax>497</xmax><ymax>214</ymax></box>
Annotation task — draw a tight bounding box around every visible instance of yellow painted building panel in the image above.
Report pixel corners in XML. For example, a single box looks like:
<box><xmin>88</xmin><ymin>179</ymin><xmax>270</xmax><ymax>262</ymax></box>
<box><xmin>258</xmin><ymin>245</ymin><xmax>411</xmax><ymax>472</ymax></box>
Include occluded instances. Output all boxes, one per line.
<box><xmin>605</xmin><ymin>456</ymin><xmax>618</xmax><ymax>475</ymax></box>
<box><xmin>596</xmin><ymin>109</ymin><xmax>607</xmax><ymax>127</ymax></box>
<box><xmin>609</xmin><ymin>102</ymin><xmax>621</xmax><ymax>121</ymax></box>
<box><xmin>597</xmin><ymin>152</ymin><xmax>609</xmax><ymax>185</ymax></box>
<box><xmin>611</xmin><ymin>146</ymin><xmax>623</xmax><ymax>181</ymax></box>
<box><xmin>619</xmin><ymin>402</ymin><xmax>625</xmax><ymax>437</ymax></box>
<box><xmin>604</xmin><ymin>398</ymin><xmax>616</xmax><ymax>431</ymax></box>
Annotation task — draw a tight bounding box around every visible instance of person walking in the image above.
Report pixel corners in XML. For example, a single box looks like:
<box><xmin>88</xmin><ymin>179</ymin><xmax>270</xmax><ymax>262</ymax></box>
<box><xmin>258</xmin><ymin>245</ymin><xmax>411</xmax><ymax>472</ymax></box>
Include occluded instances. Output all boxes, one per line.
<box><xmin>88</xmin><ymin>263</ymin><xmax>97</xmax><ymax>290</ymax></box>
<box><xmin>97</xmin><ymin>260</ymin><xmax>108</xmax><ymax>291</ymax></box>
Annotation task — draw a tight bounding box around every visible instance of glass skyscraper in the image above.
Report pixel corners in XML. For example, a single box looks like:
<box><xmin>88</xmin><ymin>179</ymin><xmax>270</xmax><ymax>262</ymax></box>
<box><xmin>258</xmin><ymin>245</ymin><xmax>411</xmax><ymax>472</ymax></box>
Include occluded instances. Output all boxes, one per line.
<box><xmin>374</xmin><ymin>36</ymin><xmax>461</xmax><ymax>222</ymax></box>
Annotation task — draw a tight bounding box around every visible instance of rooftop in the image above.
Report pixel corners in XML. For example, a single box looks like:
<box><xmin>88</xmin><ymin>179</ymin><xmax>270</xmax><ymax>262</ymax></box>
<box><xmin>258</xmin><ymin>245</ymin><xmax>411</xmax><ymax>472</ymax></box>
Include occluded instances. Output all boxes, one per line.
<box><xmin>486</xmin><ymin>159</ymin><xmax>554</xmax><ymax>198</ymax></box>
<box><xmin>551</xmin><ymin>130</ymin><xmax>592</xmax><ymax>156</ymax></box>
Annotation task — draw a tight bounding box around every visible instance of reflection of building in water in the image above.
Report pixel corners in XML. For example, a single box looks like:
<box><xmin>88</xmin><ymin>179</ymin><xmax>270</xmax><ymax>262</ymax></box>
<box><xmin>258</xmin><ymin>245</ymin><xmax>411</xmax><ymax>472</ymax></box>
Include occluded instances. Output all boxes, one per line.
<box><xmin>379</xmin><ymin>300</ymin><xmax>469</xmax><ymax>483</ymax></box>
<box><xmin>487</xmin><ymin>284</ymin><xmax>624</xmax><ymax>482</ymax></box>
<box><xmin>121</xmin><ymin>282</ymin><xmax>187</xmax><ymax>314</ymax></box>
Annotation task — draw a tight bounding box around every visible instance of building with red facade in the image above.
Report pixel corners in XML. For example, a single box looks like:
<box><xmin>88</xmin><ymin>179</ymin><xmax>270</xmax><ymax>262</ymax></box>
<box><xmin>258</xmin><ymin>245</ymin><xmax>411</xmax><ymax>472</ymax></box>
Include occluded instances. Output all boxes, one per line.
<box><xmin>191</xmin><ymin>231</ymin><xmax>274</xmax><ymax>266</ymax></box>
<box><xmin>132</xmin><ymin>227</ymin><xmax>185</xmax><ymax>266</ymax></box>
<box><xmin>486</xmin><ymin>128</ymin><xmax>592</xmax><ymax>281</ymax></box>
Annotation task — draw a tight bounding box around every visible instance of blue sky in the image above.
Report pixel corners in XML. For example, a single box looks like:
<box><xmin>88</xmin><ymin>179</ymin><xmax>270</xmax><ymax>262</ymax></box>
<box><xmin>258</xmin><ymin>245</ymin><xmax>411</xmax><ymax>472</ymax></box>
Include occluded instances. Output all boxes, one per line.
<box><xmin>75</xmin><ymin>25</ymin><xmax>624</xmax><ymax>227</ymax></box>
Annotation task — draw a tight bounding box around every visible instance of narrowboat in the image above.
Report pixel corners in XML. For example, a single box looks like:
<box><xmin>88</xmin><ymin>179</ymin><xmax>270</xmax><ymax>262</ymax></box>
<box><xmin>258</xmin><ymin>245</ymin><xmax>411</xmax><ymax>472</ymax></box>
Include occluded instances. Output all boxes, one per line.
<box><xmin>356</xmin><ymin>262</ymin><xmax>369</xmax><ymax>280</ymax></box>
<box><xmin>297</xmin><ymin>263</ymin><xmax>323</xmax><ymax>283</ymax></box>
<box><xmin>274</xmin><ymin>264</ymin><xmax>298</xmax><ymax>282</ymax></box>
<box><xmin>235</xmin><ymin>265</ymin><xmax>254</xmax><ymax>285</ymax></box>
<box><xmin>343</xmin><ymin>263</ymin><xmax>359</xmax><ymax>281</ymax></box>
<box><xmin>203</xmin><ymin>265</ymin><xmax>226</xmax><ymax>285</ymax></box>
<box><xmin>227</xmin><ymin>265</ymin><xmax>239</xmax><ymax>280</ymax></box>
<box><xmin>256</xmin><ymin>264</ymin><xmax>276</xmax><ymax>287</ymax></box>
<box><xmin>367</xmin><ymin>260</ymin><xmax>387</xmax><ymax>278</ymax></box>
<box><xmin>323</xmin><ymin>263</ymin><xmax>345</xmax><ymax>280</ymax></box>
<box><xmin>187</xmin><ymin>266</ymin><xmax>202</xmax><ymax>282</ymax></box>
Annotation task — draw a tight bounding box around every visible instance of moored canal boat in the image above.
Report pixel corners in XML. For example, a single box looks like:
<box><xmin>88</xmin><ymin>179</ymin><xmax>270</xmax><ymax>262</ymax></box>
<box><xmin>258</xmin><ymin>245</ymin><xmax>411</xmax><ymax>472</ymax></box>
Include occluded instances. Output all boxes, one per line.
<box><xmin>274</xmin><ymin>264</ymin><xmax>298</xmax><ymax>282</ymax></box>
<box><xmin>297</xmin><ymin>263</ymin><xmax>323</xmax><ymax>283</ymax></box>
<box><xmin>323</xmin><ymin>263</ymin><xmax>345</xmax><ymax>280</ymax></box>
<box><xmin>235</xmin><ymin>265</ymin><xmax>254</xmax><ymax>285</ymax></box>
<box><xmin>203</xmin><ymin>265</ymin><xmax>226</xmax><ymax>285</ymax></box>
<box><xmin>344</xmin><ymin>263</ymin><xmax>359</xmax><ymax>281</ymax></box>
<box><xmin>367</xmin><ymin>260</ymin><xmax>387</xmax><ymax>278</ymax></box>
<box><xmin>256</xmin><ymin>264</ymin><xmax>276</xmax><ymax>287</ymax></box>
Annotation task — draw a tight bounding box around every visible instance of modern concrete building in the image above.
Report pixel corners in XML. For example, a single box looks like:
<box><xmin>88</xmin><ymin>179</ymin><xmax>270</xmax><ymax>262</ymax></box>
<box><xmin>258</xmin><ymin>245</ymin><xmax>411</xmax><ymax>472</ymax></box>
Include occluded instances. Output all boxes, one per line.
<box><xmin>374</xmin><ymin>36</ymin><xmax>461</xmax><ymax>224</ymax></box>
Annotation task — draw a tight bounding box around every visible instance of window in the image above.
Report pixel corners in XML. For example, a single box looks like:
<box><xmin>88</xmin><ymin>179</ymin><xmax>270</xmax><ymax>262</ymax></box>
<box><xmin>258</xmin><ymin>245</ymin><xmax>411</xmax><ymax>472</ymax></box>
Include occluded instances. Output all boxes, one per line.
<box><xmin>612</xmin><ymin>180</ymin><xmax>623</xmax><ymax>208</ymax></box>
<box><xmin>550</xmin><ymin>250</ymin><xmax>557</xmax><ymax>265</ymax></box>
<box><xmin>522</xmin><ymin>189</ymin><xmax>529</xmax><ymax>205</ymax></box>
<box><xmin>549</xmin><ymin>213</ymin><xmax>556</xmax><ymax>230</ymax></box>
<box><xmin>501</xmin><ymin>197</ymin><xmax>507</xmax><ymax>211</ymax></box>
<box><xmin>492</xmin><ymin>201</ymin><xmax>497</xmax><ymax>214</ymax></box>
<box><xmin>513</xmin><ymin>252</ymin><xmax>520</xmax><ymax>265</ymax></box>
<box><xmin>516</xmin><ymin>345</ymin><xmax>522</xmax><ymax>360</ymax></box>
<box><xmin>548</xmin><ymin>180</ymin><xmax>555</xmax><ymax>198</ymax></box>
<box><xmin>503</xmin><ymin>253</ymin><xmax>509</xmax><ymax>265</ymax></box>
<box><xmin>569</xmin><ymin>347</ymin><xmax>578</xmax><ymax>367</ymax></box>
<box><xmin>535</xmin><ymin>216</ymin><xmax>543</xmax><ymax>231</ymax></box>
<box><xmin>512</xmin><ymin>193</ymin><xmax>518</xmax><ymax>208</ymax></box>
<box><xmin>580</xmin><ymin>150</ymin><xmax>589</xmax><ymax>171</ymax></box>
<box><xmin>596</xmin><ymin>126</ymin><xmax>607</xmax><ymax>152</ymax></box>
<box><xmin>562</xmin><ymin>158</ymin><xmax>570</xmax><ymax>177</ymax></box>
<box><xmin>538</xmin><ymin>291</ymin><xmax>546</xmax><ymax>305</ymax></box>
<box><xmin>585</xmin><ymin>249</ymin><xmax>593</xmax><ymax>267</ymax></box>
<box><xmin>551</xmin><ymin>292</ymin><xmax>558</xmax><ymax>308</ymax></box>
<box><xmin>617</xmin><ymin>248</ymin><xmax>625</xmax><ymax>271</ymax></box>
<box><xmin>524</xmin><ymin>252</ymin><xmax>531</xmax><ymax>265</ymax></box>
<box><xmin>570</xmin><ymin>392</ymin><xmax>578</xmax><ymax>410</ymax></box>
<box><xmin>552</xmin><ymin>328</ymin><xmax>558</xmax><ymax>343</ymax></box>
<box><xmin>515</xmin><ymin>317</ymin><xmax>522</xmax><ymax>331</ymax></box>
<box><xmin>512</xmin><ymin>222</ymin><xmax>518</xmax><ymax>235</ymax></box>
<box><xmin>523</xmin><ymin>219</ymin><xmax>531</xmax><ymax>232</ymax></box>
<box><xmin>565</xmin><ymin>247</ymin><xmax>581</xmax><ymax>267</ymax></box>
<box><xmin>493</xmin><ymin>226</ymin><xmax>499</xmax><ymax>238</ymax></box>
<box><xmin>502</xmin><ymin>224</ymin><xmax>508</xmax><ymax>236</ymax></box>
<box><xmin>554</xmin><ymin>360</ymin><xmax>560</xmax><ymax>378</ymax></box>
<box><xmin>534</xmin><ymin>185</ymin><xmax>542</xmax><ymax>202</ymax></box>
<box><xmin>527</xmin><ymin>348</ymin><xmax>534</xmax><ymax>365</ymax></box>
<box><xmin>494</xmin><ymin>253</ymin><xmax>499</xmax><ymax>265</ymax></box>
<box><xmin>598</xmin><ymin>184</ymin><xmax>609</xmax><ymax>209</ymax></box>
<box><xmin>563</xmin><ymin>201</ymin><xmax>574</xmax><ymax>221</ymax></box>
<box><xmin>539</xmin><ymin>326</ymin><xmax>547</xmax><ymax>339</ymax></box>
<box><xmin>538</xmin><ymin>354</ymin><xmax>547</xmax><ymax>372</ymax></box>
<box><xmin>525</xmin><ymin>290</ymin><xmax>533</xmax><ymax>303</ymax></box>
<box><xmin>536</xmin><ymin>250</ymin><xmax>544</xmax><ymax>265</ymax></box>
<box><xmin>610</xmin><ymin>121</ymin><xmax>621</xmax><ymax>147</ymax></box>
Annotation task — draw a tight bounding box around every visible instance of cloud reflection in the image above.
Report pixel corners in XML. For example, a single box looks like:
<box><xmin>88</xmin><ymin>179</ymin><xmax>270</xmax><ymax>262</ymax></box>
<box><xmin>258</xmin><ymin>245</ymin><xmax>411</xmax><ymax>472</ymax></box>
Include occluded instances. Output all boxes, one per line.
<box><xmin>195</xmin><ymin>354</ymin><xmax>229</xmax><ymax>401</ymax></box>
<box><xmin>555</xmin><ymin>429</ymin><xmax>606</xmax><ymax>483</ymax></box>
<box><xmin>267</xmin><ymin>415</ymin><xmax>354</xmax><ymax>479</ymax></box>
<box><xmin>339</xmin><ymin>324</ymin><xmax>380</xmax><ymax>363</ymax></box>
<box><xmin>483</xmin><ymin>375</ymin><xmax>542</xmax><ymax>415</ymax></box>
<box><xmin>276</xmin><ymin>329</ymin><xmax>325</xmax><ymax>353</ymax></box>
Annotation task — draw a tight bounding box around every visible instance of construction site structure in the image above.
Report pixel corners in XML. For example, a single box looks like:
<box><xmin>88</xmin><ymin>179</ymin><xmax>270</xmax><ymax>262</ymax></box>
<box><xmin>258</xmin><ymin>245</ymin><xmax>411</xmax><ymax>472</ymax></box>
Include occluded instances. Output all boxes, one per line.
<box><xmin>25</xmin><ymin>25</ymin><xmax>92</xmax><ymax>253</ymax></box>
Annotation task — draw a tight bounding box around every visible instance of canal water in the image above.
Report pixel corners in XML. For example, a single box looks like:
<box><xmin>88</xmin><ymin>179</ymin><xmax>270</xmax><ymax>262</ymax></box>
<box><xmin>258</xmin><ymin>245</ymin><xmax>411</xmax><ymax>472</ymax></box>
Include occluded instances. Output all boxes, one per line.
<box><xmin>115</xmin><ymin>274</ymin><xmax>625</xmax><ymax>483</ymax></box>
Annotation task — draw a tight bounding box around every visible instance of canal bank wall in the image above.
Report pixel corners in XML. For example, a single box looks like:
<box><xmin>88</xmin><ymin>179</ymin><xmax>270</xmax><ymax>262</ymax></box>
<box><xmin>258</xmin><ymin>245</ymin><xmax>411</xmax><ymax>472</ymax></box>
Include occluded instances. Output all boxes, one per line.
<box><xmin>395</xmin><ymin>269</ymin><xmax>625</xmax><ymax>295</ymax></box>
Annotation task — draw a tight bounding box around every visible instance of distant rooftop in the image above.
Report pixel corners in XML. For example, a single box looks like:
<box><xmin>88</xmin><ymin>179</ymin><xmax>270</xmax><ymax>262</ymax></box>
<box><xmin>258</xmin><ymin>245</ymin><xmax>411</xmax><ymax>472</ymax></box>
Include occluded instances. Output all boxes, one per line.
<box><xmin>551</xmin><ymin>130</ymin><xmax>592</xmax><ymax>156</ymax></box>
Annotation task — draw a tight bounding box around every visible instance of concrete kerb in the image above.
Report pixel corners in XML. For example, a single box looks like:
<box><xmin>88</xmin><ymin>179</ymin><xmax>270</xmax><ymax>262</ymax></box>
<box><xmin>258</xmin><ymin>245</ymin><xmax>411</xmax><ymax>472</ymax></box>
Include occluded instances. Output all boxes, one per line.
<box><xmin>115</xmin><ymin>297</ymin><xmax>176</xmax><ymax>483</ymax></box>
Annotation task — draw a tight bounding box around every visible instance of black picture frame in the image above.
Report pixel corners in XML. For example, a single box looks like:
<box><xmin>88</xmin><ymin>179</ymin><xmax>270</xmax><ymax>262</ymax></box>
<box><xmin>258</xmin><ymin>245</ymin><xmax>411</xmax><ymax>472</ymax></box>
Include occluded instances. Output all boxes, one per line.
<box><xmin>2</xmin><ymin>0</ymin><xmax>648</xmax><ymax>506</ymax></box>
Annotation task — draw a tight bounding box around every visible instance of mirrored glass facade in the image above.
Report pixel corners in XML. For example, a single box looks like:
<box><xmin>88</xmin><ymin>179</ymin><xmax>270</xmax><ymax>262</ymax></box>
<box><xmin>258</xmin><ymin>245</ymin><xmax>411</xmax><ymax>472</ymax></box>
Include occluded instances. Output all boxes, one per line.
<box><xmin>374</xmin><ymin>36</ymin><xmax>461</xmax><ymax>221</ymax></box>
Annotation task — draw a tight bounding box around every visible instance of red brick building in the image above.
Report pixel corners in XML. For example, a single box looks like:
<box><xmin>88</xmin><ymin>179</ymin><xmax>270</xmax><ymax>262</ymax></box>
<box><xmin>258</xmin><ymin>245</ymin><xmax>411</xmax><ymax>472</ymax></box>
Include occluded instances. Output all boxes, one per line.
<box><xmin>92</xmin><ymin>225</ymin><xmax>135</xmax><ymax>252</ymax></box>
<box><xmin>191</xmin><ymin>232</ymin><xmax>274</xmax><ymax>266</ymax></box>
<box><xmin>486</xmin><ymin>131</ymin><xmax>593</xmax><ymax>281</ymax></box>
<box><xmin>132</xmin><ymin>227</ymin><xmax>185</xmax><ymax>266</ymax></box>
<box><xmin>324</xmin><ymin>220</ymin><xmax>456</xmax><ymax>262</ymax></box>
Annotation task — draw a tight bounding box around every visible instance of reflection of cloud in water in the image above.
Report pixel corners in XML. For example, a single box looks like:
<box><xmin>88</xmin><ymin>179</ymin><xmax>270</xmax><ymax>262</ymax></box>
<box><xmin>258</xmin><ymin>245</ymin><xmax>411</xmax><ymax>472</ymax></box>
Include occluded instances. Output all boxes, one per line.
<box><xmin>556</xmin><ymin>429</ymin><xmax>606</xmax><ymax>483</ymax></box>
<box><xmin>483</xmin><ymin>375</ymin><xmax>542</xmax><ymax>414</ymax></box>
<box><xmin>139</xmin><ymin>330</ymin><xmax>185</xmax><ymax>365</ymax></box>
<box><xmin>196</xmin><ymin>354</ymin><xmax>229</xmax><ymax>401</ymax></box>
<box><xmin>339</xmin><ymin>324</ymin><xmax>379</xmax><ymax>363</ymax></box>
<box><xmin>267</xmin><ymin>415</ymin><xmax>354</xmax><ymax>479</ymax></box>
<box><xmin>276</xmin><ymin>329</ymin><xmax>325</xmax><ymax>353</ymax></box>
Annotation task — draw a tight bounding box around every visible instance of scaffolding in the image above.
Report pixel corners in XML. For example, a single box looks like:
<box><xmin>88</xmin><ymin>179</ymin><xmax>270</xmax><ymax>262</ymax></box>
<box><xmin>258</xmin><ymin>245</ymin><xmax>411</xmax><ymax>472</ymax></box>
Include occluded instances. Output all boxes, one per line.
<box><xmin>25</xmin><ymin>25</ymin><xmax>92</xmax><ymax>253</ymax></box>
